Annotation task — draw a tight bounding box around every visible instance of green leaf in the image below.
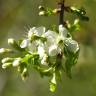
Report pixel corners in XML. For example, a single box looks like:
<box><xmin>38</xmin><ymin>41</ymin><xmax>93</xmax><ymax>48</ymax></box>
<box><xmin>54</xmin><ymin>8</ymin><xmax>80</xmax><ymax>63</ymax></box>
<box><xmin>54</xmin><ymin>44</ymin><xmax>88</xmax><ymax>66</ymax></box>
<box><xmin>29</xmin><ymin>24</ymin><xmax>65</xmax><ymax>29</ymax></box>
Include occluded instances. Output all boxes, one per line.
<box><xmin>68</xmin><ymin>23</ymin><xmax>80</xmax><ymax>33</ymax></box>
<box><xmin>64</xmin><ymin>45</ymin><xmax>79</xmax><ymax>78</ymax></box>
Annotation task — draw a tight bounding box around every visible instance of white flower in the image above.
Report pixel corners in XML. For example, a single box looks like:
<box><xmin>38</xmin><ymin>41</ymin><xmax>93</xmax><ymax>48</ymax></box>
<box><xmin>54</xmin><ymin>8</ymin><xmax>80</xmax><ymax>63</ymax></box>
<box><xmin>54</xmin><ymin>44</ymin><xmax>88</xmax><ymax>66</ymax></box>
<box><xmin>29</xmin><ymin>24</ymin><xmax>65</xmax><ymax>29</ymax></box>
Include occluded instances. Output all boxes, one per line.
<box><xmin>64</xmin><ymin>38</ymin><xmax>79</xmax><ymax>53</ymax></box>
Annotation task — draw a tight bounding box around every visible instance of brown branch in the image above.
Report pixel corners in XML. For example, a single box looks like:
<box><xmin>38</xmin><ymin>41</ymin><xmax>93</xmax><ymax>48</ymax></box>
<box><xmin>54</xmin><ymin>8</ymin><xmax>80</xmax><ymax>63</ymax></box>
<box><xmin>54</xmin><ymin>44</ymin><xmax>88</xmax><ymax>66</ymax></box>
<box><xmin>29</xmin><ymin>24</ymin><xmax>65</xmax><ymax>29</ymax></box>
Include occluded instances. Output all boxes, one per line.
<box><xmin>58</xmin><ymin>0</ymin><xmax>65</xmax><ymax>25</ymax></box>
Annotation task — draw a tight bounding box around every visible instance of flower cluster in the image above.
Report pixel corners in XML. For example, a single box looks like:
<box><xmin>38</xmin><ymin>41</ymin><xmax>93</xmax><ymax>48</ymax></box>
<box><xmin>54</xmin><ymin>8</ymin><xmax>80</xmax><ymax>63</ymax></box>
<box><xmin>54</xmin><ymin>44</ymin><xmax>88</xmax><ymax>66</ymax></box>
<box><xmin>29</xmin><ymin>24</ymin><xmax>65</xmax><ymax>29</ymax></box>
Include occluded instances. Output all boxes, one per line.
<box><xmin>20</xmin><ymin>25</ymin><xmax>79</xmax><ymax>64</ymax></box>
<box><xmin>0</xmin><ymin>25</ymin><xmax>79</xmax><ymax>92</ymax></box>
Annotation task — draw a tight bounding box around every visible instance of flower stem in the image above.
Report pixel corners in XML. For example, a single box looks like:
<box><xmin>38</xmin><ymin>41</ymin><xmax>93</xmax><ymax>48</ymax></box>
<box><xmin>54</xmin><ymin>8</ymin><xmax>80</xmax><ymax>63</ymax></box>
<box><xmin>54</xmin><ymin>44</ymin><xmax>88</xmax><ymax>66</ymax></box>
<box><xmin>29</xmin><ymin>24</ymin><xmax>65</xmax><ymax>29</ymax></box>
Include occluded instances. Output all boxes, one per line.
<box><xmin>59</xmin><ymin>0</ymin><xmax>65</xmax><ymax>25</ymax></box>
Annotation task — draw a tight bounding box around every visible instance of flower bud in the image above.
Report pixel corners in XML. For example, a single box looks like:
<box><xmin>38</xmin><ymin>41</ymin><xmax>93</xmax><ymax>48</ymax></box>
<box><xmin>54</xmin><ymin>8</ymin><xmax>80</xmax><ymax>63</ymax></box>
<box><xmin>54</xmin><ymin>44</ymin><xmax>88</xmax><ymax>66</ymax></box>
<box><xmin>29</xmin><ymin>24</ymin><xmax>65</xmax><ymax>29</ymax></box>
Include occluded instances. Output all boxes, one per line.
<box><xmin>21</xmin><ymin>68</ymin><xmax>28</xmax><ymax>80</ymax></box>
<box><xmin>52</xmin><ymin>8</ymin><xmax>60</xmax><ymax>14</ymax></box>
<box><xmin>2</xmin><ymin>57</ymin><xmax>13</xmax><ymax>63</ymax></box>
<box><xmin>39</xmin><ymin>11</ymin><xmax>45</xmax><ymax>16</ymax></box>
<box><xmin>12</xmin><ymin>58</ymin><xmax>22</xmax><ymax>67</ymax></box>
<box><xmin>2</xmin><ymin>63</ymin><xmax>12</xmax><ymax>69</ymax></box>
<box><xmin>0</xmin><ymin>48</ymin><xmax>12</xmax><ymax>54</ymax></box>
<box><xmin>38</xmin><ymin>6</ymin><xmax>44</xmax><ymax>10</ymax></box>
<box><xmin>8</xmin><ymin>38</ymin><xmax>24</xmax><ymax>51</ymax></box>
<box><xmin>8</xmin><ymin>38</ymin><xmax>15</xmax><ymax>45</ymax></box>
<box><xmin>20</xmin><ymin>39</ymin><xmax>29</xmax><ymax>48</ymax></box>
<box><xmin>71</xmin><ymin>6</ymin><xmax>79</xmax><ymax>12</ymax></box>
<box><xmin>74</xmin><ymin>19</ymin><xmax>79</xmax><ymax>25</ymax></box>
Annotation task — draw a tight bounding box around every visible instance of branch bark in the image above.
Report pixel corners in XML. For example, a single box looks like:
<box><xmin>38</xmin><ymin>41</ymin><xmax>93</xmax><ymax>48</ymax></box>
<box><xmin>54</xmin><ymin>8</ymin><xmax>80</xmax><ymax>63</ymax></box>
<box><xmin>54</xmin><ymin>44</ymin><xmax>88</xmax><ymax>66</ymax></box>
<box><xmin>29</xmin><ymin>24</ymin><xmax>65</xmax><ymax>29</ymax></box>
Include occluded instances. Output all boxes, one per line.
<box><xmin>59</xmin><ymin>0</ymin><xmax>65</xmax><ymax>25</ymax></box>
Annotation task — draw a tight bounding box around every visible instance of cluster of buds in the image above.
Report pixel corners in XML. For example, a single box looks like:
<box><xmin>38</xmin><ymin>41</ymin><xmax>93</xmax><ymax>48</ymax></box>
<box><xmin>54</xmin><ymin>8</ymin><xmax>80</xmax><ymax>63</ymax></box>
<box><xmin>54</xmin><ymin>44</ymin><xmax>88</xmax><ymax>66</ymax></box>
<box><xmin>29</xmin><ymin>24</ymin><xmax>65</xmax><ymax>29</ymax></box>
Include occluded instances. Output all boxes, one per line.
<box><xmin>38</xmin><ymin>6</ymin><xmax>61</xmax><ymax>16</ymax></box>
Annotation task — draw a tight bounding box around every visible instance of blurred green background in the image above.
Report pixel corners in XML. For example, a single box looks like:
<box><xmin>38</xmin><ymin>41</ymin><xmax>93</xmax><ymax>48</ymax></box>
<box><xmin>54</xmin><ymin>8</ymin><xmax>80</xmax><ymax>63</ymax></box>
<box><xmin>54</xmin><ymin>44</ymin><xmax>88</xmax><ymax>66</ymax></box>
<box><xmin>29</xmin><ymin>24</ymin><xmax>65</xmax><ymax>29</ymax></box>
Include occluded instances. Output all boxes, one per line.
<box><xmin>0</xmin><ymin>0</ymin><xmax>96</xmax><ymax>96</ymax></box>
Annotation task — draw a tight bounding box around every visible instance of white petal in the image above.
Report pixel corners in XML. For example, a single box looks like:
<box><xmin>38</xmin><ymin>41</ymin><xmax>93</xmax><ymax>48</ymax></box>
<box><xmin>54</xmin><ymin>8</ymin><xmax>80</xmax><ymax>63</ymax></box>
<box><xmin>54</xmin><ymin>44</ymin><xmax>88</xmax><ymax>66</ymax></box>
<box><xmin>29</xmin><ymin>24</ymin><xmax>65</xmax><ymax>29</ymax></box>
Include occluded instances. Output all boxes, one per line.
<box><xmin>64</xmin><ymin>38</ymin><xmax>79</xmax><ymax>53</ymax></box>
<box><xmin>48</xmin><ymin>44</ymin><xmax>61</xmax><ymax>56</ymax></box>
<box><xmin>44</xmin><ymin>30</ymin><xmax>57</xmax><ymax>40</ymax></box>
<box><xmin>20</xmin><ymin>39</ymin><xmax>29</xmax><ymax>48</ymax></box>
<box><xmin>35</xmin><ymin>26</ymin><xmax>46</xmax><ymax>36</ymax></box>
<box><xmin>28</xmin><ymin>27</ymin><xmax>36</xmax><ymax>38</ymax></box>
<box><xmin>28</xmin><ymin>41</ymin><xmax>37</xmax><ymax>53</ymax></box>
<box><xmin>59</xmin><ymin>25</ymin><xmax>68</xmax><ymax>39</ymax></box>
<box><xmin>44</xmin><ymin>30</ymin><xmax>58</xmax><ymax>48</ymax></box>
<box><xmin>38</xmin><ymin>45</ymin><xmax>45</xmax><ymax>58</ymax></box>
